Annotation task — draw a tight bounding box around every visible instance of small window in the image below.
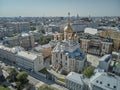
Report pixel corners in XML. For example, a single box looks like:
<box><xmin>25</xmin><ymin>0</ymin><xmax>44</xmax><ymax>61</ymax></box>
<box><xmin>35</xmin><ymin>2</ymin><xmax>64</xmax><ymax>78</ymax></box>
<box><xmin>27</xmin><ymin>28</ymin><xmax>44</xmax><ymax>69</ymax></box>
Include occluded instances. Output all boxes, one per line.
<box><xmin>96</xmin><ymin>80</ymin><xmax>98</xmax><ymax>83</ymax></box>
<box><xmin>113</xmin><ymin>86</ymin><xmax>116</xmax><ymax>88</ymax></box>
<box><xmin>66</xmin><ymin>56</ymin><xmax>67</xmax><ymax>60</ymax></box>
<box><xmin>107</xmin><ymin>84</ymin><xmax>110</xmax><ymax>86</ymax></box>
<box><xmin>56</xmin><ymin>54</ymin><xmax>57</xmax><ymax>58</ymax></box>
<box><xmin>100</xmin><ymin>81</ymin><xmax>102</xmax><ymax>84</ymax></box>
<box><xmin>65</xmin><ymin>63</ymin><xmax>67</xmax><ymax>65</ymax></box>
<box><xmin>61</xmin><ymin>54</ymin><xmax>62</xmax><ymax>59</ymax></box>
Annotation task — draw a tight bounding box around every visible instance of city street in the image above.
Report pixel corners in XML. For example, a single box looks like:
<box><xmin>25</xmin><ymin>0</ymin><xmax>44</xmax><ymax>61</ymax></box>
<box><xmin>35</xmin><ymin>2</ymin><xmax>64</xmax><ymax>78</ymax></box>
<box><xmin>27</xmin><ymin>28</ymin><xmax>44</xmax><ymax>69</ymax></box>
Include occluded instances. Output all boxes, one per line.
<box><xmin>0</xmin><ymin>58</ymin><xmax>68</xmax><ymax>90</ymax></box>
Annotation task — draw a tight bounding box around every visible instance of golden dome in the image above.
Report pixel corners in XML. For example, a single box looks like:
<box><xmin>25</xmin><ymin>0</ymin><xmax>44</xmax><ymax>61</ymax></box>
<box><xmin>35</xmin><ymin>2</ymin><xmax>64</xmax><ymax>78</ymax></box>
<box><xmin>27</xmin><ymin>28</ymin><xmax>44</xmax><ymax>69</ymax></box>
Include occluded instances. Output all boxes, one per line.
<box><xmin>64</xmin><ymin>22</ymin><xmax>72</xmax><ymax>33</ymax></box>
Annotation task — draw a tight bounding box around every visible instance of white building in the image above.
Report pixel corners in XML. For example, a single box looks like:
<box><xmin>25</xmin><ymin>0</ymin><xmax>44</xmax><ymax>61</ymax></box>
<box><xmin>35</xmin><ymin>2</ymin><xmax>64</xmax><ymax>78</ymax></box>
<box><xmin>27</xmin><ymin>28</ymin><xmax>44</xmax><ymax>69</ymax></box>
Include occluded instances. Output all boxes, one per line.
<box><xmin>66</xmin><ymin>72</ymin><xmax>88</xmax><ymax>90</ymax></box>
<box><xmin>84</xmin><ymin>28</ymin><xmax>98</xmax><ymax>35</ymax></box>
<box><xmin>90</xmin><ymin>70</ymin><xmax>120</xmax><ymax>90</ymax></box>
<box><xmin>4</xmin><ymin>33</ymin><xmax>34</xmax><ymax>50</ymax></box>
<box><xmin>0</xmin><ymin>45</ymin><xmax>16</xmax><ymax>62</ymax></box>
<box><xmin>6</xmin><ymin>22</ymin><xmax>30</xmax><ymax>33</ymax></box>
<box><xmin>52</xmin><ymin>22</ymin><xmax>86</xmax><ymax>73</ymax></box>
<box><xmin>16</xmin><ymin>51</ymin><xmax>44</xmax><ymax>72</ymax></box>
<box><xmin>99</xmin><ymin>54</ymin><xmax>112</xmax><ymax>71</ymax></box>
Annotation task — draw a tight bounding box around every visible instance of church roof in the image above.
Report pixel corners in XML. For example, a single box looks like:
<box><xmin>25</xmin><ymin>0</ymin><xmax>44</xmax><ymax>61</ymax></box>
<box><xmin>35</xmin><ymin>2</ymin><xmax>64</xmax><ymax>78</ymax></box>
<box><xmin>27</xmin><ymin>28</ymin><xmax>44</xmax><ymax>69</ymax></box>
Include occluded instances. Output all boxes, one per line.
<box><xmin>64</xmin><ymin>22</ymin><xmax>72</xmax><ymax>33</ymax></box>
<box><xmin>53</xmin><ymin>41</ymin><xmax>85</xmax><ymax>61</ymax></box>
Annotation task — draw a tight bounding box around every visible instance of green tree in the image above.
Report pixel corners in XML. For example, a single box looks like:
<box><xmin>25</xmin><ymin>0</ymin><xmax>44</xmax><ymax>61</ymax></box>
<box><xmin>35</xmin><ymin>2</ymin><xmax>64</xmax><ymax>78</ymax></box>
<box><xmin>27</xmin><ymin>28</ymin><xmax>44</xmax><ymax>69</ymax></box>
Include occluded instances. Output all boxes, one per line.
<box><xmin>82</xmin><ymin>66</ymin><xmax>94</xmax><ymax>78</ymax></box>
<box><xmin>7</xmin><ymin>68</ymin><xmax>18</xmax><ymax>82</ymax></box>
<box><xmin>16</xmin><ymin>72</ymin><xmax>28</xmax><ymax>84</ymax></box>
<box><xmin>38</xmin><ymin>84</ymin><xmax>58</xmax><ymax>90</ymax></box>
<box><xmin>0</xmin><ymin>86</ymin><xmax>11</xmax><ymax>90</ymax></box>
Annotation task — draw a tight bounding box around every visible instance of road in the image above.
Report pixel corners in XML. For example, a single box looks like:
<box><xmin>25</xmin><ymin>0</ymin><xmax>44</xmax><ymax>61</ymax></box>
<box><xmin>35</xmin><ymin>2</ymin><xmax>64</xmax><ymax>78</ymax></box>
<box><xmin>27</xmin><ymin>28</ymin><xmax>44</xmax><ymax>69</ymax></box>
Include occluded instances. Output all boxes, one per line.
<box><xmin>0</xmin><ymin>58</ymin><xmax>68</xmax><ymax>90</ymax></box>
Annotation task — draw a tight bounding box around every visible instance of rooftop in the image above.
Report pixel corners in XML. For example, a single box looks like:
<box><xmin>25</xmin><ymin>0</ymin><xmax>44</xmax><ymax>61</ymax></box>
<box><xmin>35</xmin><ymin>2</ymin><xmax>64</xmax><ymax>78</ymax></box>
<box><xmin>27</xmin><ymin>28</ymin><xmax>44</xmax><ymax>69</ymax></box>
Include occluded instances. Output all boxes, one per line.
<box><xmin>99</xmin><ymin>54</ymin><xmax>112</xmax><ymax>62</ymax></box>
<box><xmin>66</xmin><ymin>72</ymin><xmax>84</xmax><ymax>85</ymax></box>
<box><xmin>0</xmin><ymin>45</ymin><xmax>17</xmax><ymax>54</ymax></box>
<box><xmin>16</xmin><ymin>51</ymin><xmax>37</xmax><ymax>61</ymax></box>
<box><xmin>90</xmin><ymin>70</ymin><xmax>120</xmax><ymax>90</ymax></box>
<box><xmin>79</xmin><ymin>33</ymin><xmax>113</xmax><ymax>43</ymax></box>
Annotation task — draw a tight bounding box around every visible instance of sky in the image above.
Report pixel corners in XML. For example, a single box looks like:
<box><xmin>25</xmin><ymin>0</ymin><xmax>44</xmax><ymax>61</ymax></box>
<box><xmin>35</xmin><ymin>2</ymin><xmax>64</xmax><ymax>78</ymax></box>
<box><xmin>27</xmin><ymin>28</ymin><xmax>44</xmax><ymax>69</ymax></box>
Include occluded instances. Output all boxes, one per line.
<box><xmin>0</xmin><ymin>0</ymin><xmax>120</xmax><ymax>17</ymax></box>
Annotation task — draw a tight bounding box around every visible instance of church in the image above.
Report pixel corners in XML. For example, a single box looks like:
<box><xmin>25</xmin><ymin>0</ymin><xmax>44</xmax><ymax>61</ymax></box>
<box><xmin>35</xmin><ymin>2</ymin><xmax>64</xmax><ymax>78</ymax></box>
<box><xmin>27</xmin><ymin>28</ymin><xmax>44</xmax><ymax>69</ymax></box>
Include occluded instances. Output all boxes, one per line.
<box><xmin>51</xmin><ymin>21</ymin><xmax>86</xmax><ymax>73</ymax></box>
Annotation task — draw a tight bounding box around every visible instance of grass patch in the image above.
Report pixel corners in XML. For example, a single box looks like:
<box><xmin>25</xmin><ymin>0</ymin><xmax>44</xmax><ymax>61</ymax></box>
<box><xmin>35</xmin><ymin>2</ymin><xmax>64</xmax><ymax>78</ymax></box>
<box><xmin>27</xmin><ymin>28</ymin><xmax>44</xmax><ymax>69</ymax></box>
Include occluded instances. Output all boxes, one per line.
<box><xmin>39</xmin><ymin>68</ymin><xmax>49</xmax><ymax>74</ymax></box>
<box><xmin>58</xmin><ymin>77</ymin><xmax>65</xmax><ymax>83</ymax></box>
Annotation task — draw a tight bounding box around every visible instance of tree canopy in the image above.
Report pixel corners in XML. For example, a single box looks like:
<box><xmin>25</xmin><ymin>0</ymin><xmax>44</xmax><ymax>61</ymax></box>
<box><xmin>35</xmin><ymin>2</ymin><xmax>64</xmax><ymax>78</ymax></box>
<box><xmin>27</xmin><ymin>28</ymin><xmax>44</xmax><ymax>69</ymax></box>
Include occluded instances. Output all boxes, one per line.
<box><xmin>0</xmin><ymin>86</ymin><xmax>11</xmax><ymax>90</ymax></box>
<box><xmin>38</xmin><ymin>84</ymin><xmax>58</xmax><ymax>90</ymax></box>
<box><xmin>7</xmin><ymin>68</ymin><xmax>18</xmax><ymax>82</ymax></box>
<box><xmin>16</xmin><ymin>72</ymin><xmax>28</xmax><ymax>84</ymax></box>
<box><xmin>82</xmin><ymin>66</ymin><xmax>94</xmax><ymax>78</ymax></box>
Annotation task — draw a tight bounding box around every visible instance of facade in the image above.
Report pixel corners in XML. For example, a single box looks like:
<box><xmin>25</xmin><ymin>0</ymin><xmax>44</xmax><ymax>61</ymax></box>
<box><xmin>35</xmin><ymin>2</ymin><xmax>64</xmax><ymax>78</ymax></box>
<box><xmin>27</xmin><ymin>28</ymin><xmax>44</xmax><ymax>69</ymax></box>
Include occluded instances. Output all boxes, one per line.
<box><xmin>90</xmin><ymin>70</ymin><xmax>120</xmax><ymax>90</ymax></box>
<box><xmin>100</xmin><ymin>29</ymin><xmax>120</xmax><ymax>51</ymax></box>
<box><xmin>52</xmin><ymin>22</ymin><xmax>86</xmax><ymax>73</ymax></box>
<box><xmin>16</xmin><ymin>51</ymin><xmax>44</xmax><ymax>72</ymax></box>
<box><xmin>66</xmin><ymin>72</ymin><xmax>87</xmax><ymax>90</ymax></box>
<box><xmin>0</xmin><ymin>45</ymin><xmax>16</xmax><ymax>62</ymax></box>
<box><xmin>80</xmin><ymin>33</ymin><xmax>113</xmax><ymax>55</ymax></box>
<box><xmin>99</xmin><ymin>54</ymin><xmax>112</xmax><ymax>71</ymax></box>
<box><xmin>0</xmin><ymin>65</ymin><xmax>2</xmax><ymax>76</ymax></box>
<box><xmin>4</xmin><ymin>33</ymin><xmax>34</xmax><ymax>50</ymax></box>
<box><xmin>6</xmin><ymin>22</ymin><xmax>30</xmax><ymax>34</ymax></box>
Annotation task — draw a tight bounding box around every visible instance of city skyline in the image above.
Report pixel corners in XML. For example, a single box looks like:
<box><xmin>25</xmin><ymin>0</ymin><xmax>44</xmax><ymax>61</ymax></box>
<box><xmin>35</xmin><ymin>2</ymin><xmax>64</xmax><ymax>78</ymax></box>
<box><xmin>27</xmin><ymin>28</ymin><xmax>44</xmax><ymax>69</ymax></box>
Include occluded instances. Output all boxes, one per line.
<box><xmin>0</xmin><ymin>0</ymin><xmax>120</xmax><ymax>17</ymax></box>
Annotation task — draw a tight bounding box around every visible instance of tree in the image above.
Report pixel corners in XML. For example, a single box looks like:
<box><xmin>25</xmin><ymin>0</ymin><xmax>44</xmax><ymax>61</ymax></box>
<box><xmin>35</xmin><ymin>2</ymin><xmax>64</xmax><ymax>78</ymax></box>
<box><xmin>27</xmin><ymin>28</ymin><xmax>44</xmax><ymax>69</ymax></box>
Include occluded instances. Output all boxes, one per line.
<box><xmin>16</xmin><ymin>72</ymin><xmax>28</xmax><ymax>84</ymax></box>
<box><xmin>82</xmin><ymin>66</ymin><xmax>94</xmax><ymax>78</ymax></box>
<box><xmin>38</xmin><ymin>84</ymin><xmax>58</xmax><ymax>90</ymax></box>
<box><xmin>0</xmin><ymin>86</ymin><xmax>10</xmax><ymax>90</ymax></box>
<box><xmin>7</xmin><ymin>68</ymin><xmax>18</xmax><ymax>82</ymax></box>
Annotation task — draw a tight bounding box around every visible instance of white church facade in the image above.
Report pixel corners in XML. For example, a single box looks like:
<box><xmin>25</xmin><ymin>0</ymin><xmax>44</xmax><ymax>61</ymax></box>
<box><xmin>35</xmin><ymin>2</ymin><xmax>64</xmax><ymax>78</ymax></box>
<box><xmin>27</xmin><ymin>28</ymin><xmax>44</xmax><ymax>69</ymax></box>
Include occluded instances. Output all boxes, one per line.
<box><xmin>51</xmin><ymin>22</ymin><xmax>86</xmax><ymax>73</ymax></box>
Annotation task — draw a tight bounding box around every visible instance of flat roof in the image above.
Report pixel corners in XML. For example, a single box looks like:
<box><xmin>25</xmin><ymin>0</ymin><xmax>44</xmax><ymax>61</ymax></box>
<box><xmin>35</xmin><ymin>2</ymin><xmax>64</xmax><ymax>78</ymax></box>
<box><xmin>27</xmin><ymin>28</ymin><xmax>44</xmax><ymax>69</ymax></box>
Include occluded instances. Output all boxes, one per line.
<box><xmin>100</xmin><ymin>54</ymin><xmax>112</xmax><ymax>62</ymax></box>
<box><xmin>90</xmin><ymin>71</ymin><xmax>120</xmax><ymax>90</ymax></box>
<box><xmin>17</xmin><ymin>51</ymin><xmax>37</xmax><ymax>61</ymax></box>
<box><xmin>66</xmin><ymin>72</ymin><xmax>84</xmax><ymax>85</ymax></box>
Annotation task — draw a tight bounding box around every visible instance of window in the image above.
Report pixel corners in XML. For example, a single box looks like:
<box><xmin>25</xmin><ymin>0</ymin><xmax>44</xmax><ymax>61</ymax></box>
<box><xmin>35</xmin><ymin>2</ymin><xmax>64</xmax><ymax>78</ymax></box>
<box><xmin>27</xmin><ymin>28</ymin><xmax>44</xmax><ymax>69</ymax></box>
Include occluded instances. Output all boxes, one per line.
<box><xmin>100</xmin><ymin>81</ymin><xmax>102</xmax><ymax>84</ymax></box>
<box><xmin>113</xmin><ymin>86</ymin><xmax>116</xmax><ymax>88</ymax></box>
<box><xmin>61</xmin><ymin>54</ymin><xmax>62</xmax><ymax>59</ymax></box>
<box><xmin>107</xmin><ymin>84</ymin><xmax>110</xmax><ymax>86</ymax></box>
<box><xmin>66</xmin><ymin>56</ymin><xmax>67</xmax><ymax>60</ymax></box>
<box><xmin>56</xmin><ymin>53</ymin><xmax>57</xmax><ymax>58</ymax></box>
<box><xmin>96</xmin><ymin>80</ymin><xmax>98</xmax><ymax>83</ymax></box>
<box><xmin>65</xmin><ymin>63</ymin><xmax>67</xmax><ymax>65</ymax></box>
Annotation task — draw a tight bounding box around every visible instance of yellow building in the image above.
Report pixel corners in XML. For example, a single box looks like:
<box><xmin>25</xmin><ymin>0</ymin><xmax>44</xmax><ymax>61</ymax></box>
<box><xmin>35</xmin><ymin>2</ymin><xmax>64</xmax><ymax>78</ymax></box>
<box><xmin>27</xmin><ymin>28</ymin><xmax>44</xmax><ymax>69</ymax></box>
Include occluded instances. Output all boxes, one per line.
<box><xmin>100</xmin><ymin>29</ymin><xmax>120</xmax><ymax>51</ymax></box>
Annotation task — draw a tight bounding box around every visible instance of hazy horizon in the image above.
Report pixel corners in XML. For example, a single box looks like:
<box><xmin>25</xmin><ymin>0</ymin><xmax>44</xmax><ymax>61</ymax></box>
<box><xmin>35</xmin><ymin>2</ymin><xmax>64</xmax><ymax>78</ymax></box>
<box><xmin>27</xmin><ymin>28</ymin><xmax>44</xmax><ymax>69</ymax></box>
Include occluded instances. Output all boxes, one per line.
<box><xmin>0</xmin><ymin>0</ymin><xmax>120</xmax><ymax>17</ymax></box>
